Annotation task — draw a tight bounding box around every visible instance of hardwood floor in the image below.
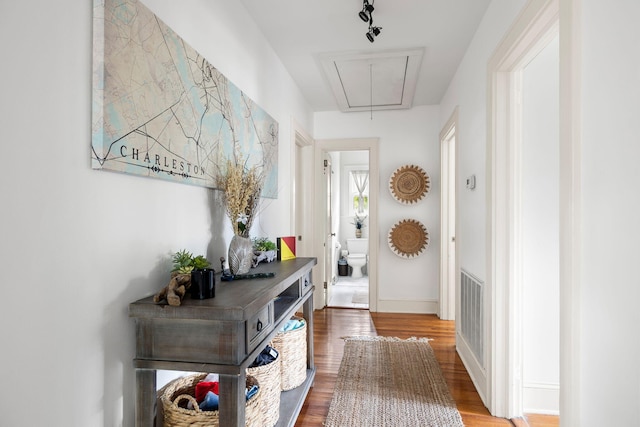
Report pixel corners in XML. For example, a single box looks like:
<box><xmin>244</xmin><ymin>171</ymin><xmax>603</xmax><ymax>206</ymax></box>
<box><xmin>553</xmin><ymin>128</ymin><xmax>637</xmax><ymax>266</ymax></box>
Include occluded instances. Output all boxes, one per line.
<box><xmin>295</xmin><ymin>308</ymin><xmax>559</xmax><ymax>427</ymax></box>
<box><xmin>294</xmin><ymin>308</ymin><xmax>376</xmax><ymax>426</ymax></box>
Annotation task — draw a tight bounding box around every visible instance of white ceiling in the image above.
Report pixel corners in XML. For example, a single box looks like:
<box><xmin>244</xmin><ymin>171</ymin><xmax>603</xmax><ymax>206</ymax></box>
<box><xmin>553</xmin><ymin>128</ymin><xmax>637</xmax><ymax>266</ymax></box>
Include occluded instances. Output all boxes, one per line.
<box><xmin>237</xmin><ymin>0</ymin><xmax>492</xmax><ymax>112</ymax></box>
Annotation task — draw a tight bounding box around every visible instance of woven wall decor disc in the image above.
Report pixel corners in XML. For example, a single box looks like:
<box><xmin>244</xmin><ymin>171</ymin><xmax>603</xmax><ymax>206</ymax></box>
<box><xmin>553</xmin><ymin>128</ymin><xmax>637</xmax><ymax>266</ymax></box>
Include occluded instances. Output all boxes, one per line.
<box><xmin>389</xmin><ymin>164</ymin><xmax>430</xmax><ymax>204</ymax></box>
<box><xmin>388</xmin><ymin>219</ymin><xmax>429</xmax><ymax>258</ymax></box>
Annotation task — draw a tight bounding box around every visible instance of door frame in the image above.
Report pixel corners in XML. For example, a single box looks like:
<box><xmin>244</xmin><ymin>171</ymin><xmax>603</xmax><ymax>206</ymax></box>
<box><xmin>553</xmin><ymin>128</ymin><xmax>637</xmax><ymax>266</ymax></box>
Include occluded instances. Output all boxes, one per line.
<box><xmin>486</xmin><ymin>0</ymin><xmax>581</xmax><ymax>423</ymax></box>
<box><xmin>292</xmin><ymin>118</ymin><xmax>314</xmax><ymax>256</ymax></box>
<box><xmin>314</xmin><ymin>138</ymin><xmax>379</xmax><ymax>311</ymax></box>
<box><xmin>439</xmin><ymin>107</ymin><xmax>458</xmax><ymax>321</ymax></box>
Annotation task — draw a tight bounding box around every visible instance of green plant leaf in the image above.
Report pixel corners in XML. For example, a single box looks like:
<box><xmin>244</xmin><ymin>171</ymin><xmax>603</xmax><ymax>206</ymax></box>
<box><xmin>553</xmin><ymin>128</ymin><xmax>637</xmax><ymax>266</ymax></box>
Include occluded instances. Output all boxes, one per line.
<box><xmin>192</xmin><ymin>255</ymin><xmax>211</xmax><ymax>269</ymax></box>
<box><xmin>171</xmin><ymin>250</ymin><xmax>211</xmax><ymax>271</ymax></box>
<box><xmin>172</xmin><ymin>249</ymin><xmax>194</xmax><ymax>272</ymax></box>
<box><xmin>252</xmin><ymin>237</ymin><xmax>276</xmax><ymax>251</ymax></box>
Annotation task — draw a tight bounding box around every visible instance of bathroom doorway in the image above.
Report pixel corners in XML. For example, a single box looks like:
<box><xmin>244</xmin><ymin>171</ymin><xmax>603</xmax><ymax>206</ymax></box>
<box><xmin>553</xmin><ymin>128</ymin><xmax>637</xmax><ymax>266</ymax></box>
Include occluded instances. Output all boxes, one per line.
<box><xmin>314</xmin><ymin>137</ymin><xmax>379</xmax><ymax>312</ymax></box>
<box><xmin>327</xmin><ymin>149</ymin><xmax>369</xmax><ymax>309</ymax></box>
<box><xmin>328</xmin><ymin>150</ymin><xmax>370</xmax><ymax>309</ymax></box>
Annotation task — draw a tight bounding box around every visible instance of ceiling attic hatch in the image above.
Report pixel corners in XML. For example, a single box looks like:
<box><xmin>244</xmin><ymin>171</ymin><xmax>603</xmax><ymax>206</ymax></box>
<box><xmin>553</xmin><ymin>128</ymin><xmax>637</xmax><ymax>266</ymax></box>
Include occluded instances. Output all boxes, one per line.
<box><xmin>319</xmin><ymin>48</ymin><xmax>424</xmax><ymax>113</ymax></box>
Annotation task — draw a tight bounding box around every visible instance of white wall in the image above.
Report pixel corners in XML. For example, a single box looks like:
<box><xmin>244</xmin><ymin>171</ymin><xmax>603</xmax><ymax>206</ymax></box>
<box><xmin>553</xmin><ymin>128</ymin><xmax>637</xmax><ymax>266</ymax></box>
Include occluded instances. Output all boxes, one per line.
<box><xmin>521</xmin><ymin>35</ymin><xmax>560</xmax><ymax>414</ymax></box>
<box><xmin>315</xmin><ymin>107</ymin><xmax>441</xmax><ymax>313</ymax></box>
<box><xmin>0</xmin><ymin>1</ymin><xmax>312</xmax><ymax>426</ymax></box>
<box><xmin>436</xmin><ymin>0</ymin><xmax>525</xmax><ymax>411</ymax></box>
<box><xmin>440</xmin><ymin>0</ymin><xmax>640</xmax><ymax>422</ymax></box>
<box><xmin>439</xmin><ymin>0</ymin><xmax>527</xmax><ymax>281</ymax></box>
<box><xmin>580</xmin><ymin>1</ymin><xmax>640</xmax><ymax>425</ymax></box>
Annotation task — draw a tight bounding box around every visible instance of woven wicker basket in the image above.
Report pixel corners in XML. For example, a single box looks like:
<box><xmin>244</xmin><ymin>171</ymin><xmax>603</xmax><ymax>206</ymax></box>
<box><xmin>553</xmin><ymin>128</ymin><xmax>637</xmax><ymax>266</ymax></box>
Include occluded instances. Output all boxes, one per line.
<box><xmin>246</xmin><ymin>349</ymin><xmax>281</xmax><ymax>427</ymax></box>
<box><xmin>271</xmin><ymin>316</ymin><xmax>307</xmax><ymax>391</ymax></box>
<box><xmin>159</xmin><ymin>373</ymin><xmax>263</xmax><ymax>427</ymax></box>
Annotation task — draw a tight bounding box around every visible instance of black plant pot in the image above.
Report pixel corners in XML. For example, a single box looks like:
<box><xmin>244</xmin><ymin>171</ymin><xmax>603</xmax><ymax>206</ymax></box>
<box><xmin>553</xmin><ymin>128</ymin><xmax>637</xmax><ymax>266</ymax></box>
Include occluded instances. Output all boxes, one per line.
<box><xmin>191</xmin><ymin>268</ymin><xmax>215</xmax><ymax>299</ymax></box>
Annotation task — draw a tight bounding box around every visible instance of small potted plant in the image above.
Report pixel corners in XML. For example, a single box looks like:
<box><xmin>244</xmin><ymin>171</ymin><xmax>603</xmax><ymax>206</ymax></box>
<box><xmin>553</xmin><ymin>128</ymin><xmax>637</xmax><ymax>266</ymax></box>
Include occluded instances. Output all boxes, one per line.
<box><xmin>171</xmin><ymin>249</ymin><xmax>196</xmax><ymax>274</ymax></box>
<box><xmin>173</xmin><ymin>249</ymin><xmax>215</xmax><ymax>300</ymax></box>
<box><xmin>154</xmin><ymin>249</ymin><xmax>214</xmax><ymax>306</ymax></box>
<box><xmin>252</xmin><ymin>237</ymin><xmax>277</xmax><ymax>267</ymax></box>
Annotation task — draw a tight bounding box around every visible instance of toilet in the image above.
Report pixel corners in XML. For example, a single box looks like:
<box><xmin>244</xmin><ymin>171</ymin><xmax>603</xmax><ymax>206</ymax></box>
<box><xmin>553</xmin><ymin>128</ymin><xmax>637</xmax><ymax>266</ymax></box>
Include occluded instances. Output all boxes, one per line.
<box><xmin>346</xmin><ymin>238</ymin><xmax>368</xmax><ymax>279</ymax></box>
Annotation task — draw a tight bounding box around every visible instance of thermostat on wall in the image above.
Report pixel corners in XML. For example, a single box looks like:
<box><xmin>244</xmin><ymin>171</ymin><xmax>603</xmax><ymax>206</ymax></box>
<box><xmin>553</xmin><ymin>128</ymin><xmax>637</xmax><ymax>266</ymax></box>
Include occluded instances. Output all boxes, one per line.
<box><xmin>466</xmin><ymin>175</ymin><xmax>476</xmax><ymax>190</ymax></box>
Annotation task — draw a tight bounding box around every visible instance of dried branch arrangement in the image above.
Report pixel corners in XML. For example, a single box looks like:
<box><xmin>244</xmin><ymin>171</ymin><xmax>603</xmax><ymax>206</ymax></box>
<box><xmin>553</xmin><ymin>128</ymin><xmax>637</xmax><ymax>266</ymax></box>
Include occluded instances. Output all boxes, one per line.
<box><xmin>216</xmin><ymin>157</ymin><xmax>264</xmax><ymax>237</ymax></box>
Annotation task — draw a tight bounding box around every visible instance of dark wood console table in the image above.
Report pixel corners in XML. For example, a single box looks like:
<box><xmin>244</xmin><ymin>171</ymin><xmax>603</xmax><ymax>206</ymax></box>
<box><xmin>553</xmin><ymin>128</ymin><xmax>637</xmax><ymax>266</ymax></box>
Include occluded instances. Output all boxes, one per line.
<box><xmin>129</xmin><ymin>257</ymin><xmax>317</xmax><ymax>427</ymax></box>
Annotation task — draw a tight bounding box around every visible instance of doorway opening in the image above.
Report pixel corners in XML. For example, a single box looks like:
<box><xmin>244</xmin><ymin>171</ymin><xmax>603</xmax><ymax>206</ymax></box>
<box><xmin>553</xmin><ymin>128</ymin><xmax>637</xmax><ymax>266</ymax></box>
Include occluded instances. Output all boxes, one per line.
<box><xmin>314</xmin><ymin>138</ymin><xmax>379</xmax><ymax>312</ymax></box>
<box><xmin>440</xmin><ymin>108</ymin><xmax>458</xmax><ymax>321</ymax></box>
<box><xmin>485</xmin><ymin>0</ymin><xmax>577</xmax><ymax>421</ymax></box>
<box><xmin>520</xmin><ymin>34</ymin><xmax>560</xmax><ymax>417</ymax></box>
<box><xmin>489</xmin><ymin>33</ymin><xmax>560</xmax><ymax>416</ymax></box>
<box><xmin>327</xmin><ymin>151</ymin><xmax>370</xmax><ymax>309</ymax></box>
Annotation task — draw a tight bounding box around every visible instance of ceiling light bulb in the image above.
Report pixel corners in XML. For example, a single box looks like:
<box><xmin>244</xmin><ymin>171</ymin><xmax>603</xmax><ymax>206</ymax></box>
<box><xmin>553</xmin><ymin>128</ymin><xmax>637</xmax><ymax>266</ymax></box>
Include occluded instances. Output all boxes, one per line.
<box><xmin>359</xmin><ymin>10</ymin><xmax>369</xmax><ymax>22</ymax></box>
<box><xmin>366</xmin><ymin>31</ymin><xmax>375</xmax><ymax>43</ymax></box>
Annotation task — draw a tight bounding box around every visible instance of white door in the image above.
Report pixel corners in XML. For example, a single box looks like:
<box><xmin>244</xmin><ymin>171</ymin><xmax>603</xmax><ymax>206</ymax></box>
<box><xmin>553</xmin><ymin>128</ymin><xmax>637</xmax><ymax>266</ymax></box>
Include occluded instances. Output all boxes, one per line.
<box><xmin>440</xmin><ymin>110</ymin><xmax>457</xmax><ymax>321</ymax></box>
<box><xmin>323</xmin><ymin>154</ymin><xmax>334</xmax><ymax>307</ymax></box>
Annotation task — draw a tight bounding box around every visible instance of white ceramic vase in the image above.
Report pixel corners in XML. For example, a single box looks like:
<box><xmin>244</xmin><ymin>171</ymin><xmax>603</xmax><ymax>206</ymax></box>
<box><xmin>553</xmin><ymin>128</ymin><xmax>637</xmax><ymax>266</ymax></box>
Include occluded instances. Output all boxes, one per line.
<box><xmin>228</xmin><ymin>235</ymin><xmax>253</xmax><ymax>275</ymax></box>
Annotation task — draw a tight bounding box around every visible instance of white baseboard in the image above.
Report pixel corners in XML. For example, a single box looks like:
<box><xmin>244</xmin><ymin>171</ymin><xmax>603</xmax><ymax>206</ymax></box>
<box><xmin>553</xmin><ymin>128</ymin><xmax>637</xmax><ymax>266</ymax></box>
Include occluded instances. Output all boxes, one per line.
<box><xmin>523</xmin><ymin>382</ymin><xmax>560</xmax><ymax>415</ymax></box>
<box><xmin>456</xmin><ymin>331</ymin><xmax>489</xmax><ymax>407</ymax></box>
<box><xmin>376</xmin><ymin>298</ymin><xmax>438</xmax><ymax>313</ymax></box>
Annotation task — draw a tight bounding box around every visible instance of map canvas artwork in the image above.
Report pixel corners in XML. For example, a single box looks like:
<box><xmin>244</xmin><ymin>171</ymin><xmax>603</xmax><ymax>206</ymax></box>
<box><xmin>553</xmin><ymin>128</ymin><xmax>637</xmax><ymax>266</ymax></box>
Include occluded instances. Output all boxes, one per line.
<box><xmin>91</xmin><ymin>0</ymin><xmax>278</xmax><ymax>197</ymax></box>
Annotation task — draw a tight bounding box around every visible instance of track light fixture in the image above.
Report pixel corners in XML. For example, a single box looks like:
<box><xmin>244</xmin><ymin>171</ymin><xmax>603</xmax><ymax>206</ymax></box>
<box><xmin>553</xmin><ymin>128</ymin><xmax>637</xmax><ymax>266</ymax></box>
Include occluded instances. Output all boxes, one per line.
<box><xmin>358</xmin><ymin>0</ymin><xmax>382</xmax><ymax>43</ymax></box>
<box><xmin>366</xmin><ymin>25</ymin><xmax>382</xmax><ymax>43</ymax></box>
<box><xmin>366</xmin><ymin>31</ymin><xmax>374</xmax><ymax>43</ymax></box>
<box><xmin>359</xmin><ymin>1</ymin><xmax>374</xmax><ymax>23</ymax></box>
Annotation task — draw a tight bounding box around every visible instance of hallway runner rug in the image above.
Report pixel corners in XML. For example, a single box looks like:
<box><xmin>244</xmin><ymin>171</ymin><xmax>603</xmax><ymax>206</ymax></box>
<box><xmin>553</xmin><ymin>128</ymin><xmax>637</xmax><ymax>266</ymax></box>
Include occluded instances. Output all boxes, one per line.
<box><xmin>325</xmin><ymin>336</ymin><xmax>464</xmax><ymax>427</ymax></box>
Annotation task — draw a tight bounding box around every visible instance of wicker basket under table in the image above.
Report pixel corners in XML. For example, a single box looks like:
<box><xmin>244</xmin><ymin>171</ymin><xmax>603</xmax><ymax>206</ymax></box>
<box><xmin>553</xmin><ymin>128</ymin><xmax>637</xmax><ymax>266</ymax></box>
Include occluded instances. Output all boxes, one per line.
<box><xmin>158</xmin><ymin>373</ymin><xmax>262</xmax><ymax>427</ymax></box>
<box><xmin>270</xmin><ymin>316</ymin><xmax>307</xmax><ymax>391</ymax></box>
<box><xmin>247</xmin><ymin>350</ymin><xmax>282</xmax><ymax>427</ymax></box>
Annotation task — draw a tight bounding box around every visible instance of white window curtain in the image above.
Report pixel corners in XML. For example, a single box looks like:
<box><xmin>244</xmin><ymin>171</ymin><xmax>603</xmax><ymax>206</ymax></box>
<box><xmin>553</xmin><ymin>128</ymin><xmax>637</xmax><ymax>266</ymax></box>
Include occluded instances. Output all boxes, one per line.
<box><xmin>352</xmin><ymin>170</ymin><xmax>369</xmax><ymax>214</ymax></box>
